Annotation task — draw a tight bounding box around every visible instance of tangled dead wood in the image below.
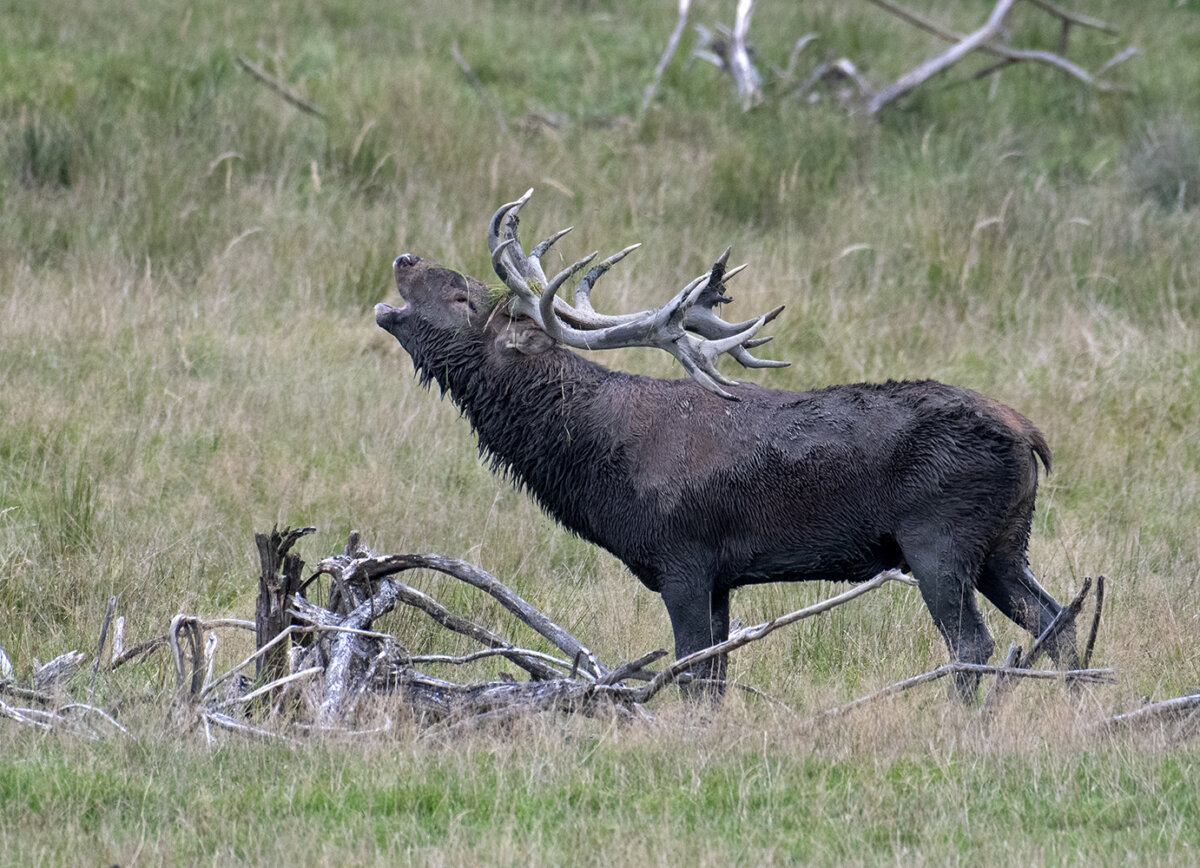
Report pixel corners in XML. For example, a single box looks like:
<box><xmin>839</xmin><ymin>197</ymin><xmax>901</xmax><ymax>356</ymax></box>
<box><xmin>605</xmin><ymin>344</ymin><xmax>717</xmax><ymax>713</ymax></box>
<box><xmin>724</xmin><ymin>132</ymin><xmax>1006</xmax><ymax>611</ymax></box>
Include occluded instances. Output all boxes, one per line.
<box><xmin>0</xmin><ymin>526</ymin><xmax>1179</xmax><ymax>744</ymax></box>
<box><xmin>643</xmin><ymin>0</ymin><xmax>1137</xmax><ymax>116</ymax></box>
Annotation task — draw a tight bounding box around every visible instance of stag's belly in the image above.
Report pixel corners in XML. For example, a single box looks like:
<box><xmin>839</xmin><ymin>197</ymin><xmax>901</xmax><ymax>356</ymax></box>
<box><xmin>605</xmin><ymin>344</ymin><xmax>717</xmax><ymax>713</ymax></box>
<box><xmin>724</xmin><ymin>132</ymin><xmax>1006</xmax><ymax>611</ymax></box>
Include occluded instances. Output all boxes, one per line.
<box><xmin>732</xmin><ymin>533</ymin><xmax>908</xmax><ymax>588</ymax></box>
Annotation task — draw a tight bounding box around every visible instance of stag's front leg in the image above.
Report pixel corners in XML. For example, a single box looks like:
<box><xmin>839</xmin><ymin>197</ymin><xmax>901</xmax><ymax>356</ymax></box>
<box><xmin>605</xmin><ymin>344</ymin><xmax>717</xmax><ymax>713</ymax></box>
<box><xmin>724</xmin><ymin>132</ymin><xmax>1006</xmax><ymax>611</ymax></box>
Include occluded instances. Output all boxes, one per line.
<box><xmin>661</xmin><ymin>578</ymin><xmax>729</xmax><ymax>699</ymax></box>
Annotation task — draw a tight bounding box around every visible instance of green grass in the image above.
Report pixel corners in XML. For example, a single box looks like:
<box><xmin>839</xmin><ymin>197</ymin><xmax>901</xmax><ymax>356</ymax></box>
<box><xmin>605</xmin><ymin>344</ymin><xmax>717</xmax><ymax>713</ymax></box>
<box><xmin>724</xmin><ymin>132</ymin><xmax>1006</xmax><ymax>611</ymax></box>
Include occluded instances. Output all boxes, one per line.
<box><xmin>2</xmin><ymin>716</ymin><xmax>1198</xmax><ymax>866</ymax></box>
<box><xmin>2</xmin><ymin>0</ymin><xmax>1200</xmax><ymax>864</ymax></box>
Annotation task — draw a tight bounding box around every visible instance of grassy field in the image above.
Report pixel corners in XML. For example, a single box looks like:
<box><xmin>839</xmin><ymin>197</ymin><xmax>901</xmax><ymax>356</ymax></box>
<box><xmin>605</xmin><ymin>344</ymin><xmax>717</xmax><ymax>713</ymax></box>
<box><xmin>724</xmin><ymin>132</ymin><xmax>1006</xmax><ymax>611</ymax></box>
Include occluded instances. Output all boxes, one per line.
<box><xmin>2</xmin><ymin>0</ymin><xmax>1199</xmax><ymax>864</ymax></box>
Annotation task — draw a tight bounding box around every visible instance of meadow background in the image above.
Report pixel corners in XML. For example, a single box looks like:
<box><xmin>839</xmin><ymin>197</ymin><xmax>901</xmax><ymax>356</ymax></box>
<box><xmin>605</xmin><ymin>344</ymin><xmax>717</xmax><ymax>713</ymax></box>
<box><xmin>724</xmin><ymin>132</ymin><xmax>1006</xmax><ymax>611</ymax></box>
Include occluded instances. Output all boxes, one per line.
<box><xmin>1</xmin><ymin>0</ymin><xmax>1198</xmax><ymax>864</ymax></box>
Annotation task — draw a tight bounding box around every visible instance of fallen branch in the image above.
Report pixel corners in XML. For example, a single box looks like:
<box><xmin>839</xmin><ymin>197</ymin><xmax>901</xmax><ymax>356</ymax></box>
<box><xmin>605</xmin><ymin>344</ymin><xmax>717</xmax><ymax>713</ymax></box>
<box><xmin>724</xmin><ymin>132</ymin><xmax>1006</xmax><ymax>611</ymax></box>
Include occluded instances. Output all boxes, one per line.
<box><xmin>450</xmin><ymin>42</ymin><xmax>509</xmax><ymax>133</ymax></box>
<box><xmin>627</xmin><ymin>570</ymin><xmax>915</xmax><ymax>704</ymax></box>
<box><xmin>1093</xmin><ymin>692</ymin><xmax>1200</xmax><ymax>736</ymax></box>
<box><xmin>643</xmin><ymin>0</ymin><xmax>693</xmax><ymax>114</ymax></box>
<box><xmin>654</xmin><ymin>0</ymin><xmax>1133</xmax><ymax>115</ymax></box>
<box><xmin>809</xmin><ymin>662</ymin><xmax>1116</xmax><ymax>726</ymax></box>
<box><xmin>235</xmin><ymin>56</ymin><xmax>328</xmax><ymax>120</ymax></box>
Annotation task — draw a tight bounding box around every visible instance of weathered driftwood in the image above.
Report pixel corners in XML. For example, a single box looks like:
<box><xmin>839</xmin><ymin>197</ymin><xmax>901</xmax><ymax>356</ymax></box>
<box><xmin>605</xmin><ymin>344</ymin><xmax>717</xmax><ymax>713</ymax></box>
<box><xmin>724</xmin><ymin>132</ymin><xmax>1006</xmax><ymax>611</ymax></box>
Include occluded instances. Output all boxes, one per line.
<box><xmin>648</xmin><ymin>0</ymin><xmax>1134</xmax><ymax>115</ymax></box>
<box><xmin>805</xmin><ymin>660</ymin><xmax>1115</xmax><ymax>727</ymax></box>
<box><xmin>235</xmin><ymin>56</ymin><xmax>328</xmax><ymax>120</ymax></box>
<box><xmin>1093</xmin><ymin>692</ymin><xmax>1200</xmax><ymax>744</ymax></box>
<box><xmin>643</xmin><ymin>0</ymin><xmax>693</xmax><ymax>114</ymax></box>
<box><xmin>860</xmin><ymin>0</ymin><xmax>1131</xmax><ymax>115</ymax></box>
<box><xmin>254</xmin><ymin>525</ymin><xmax>314</xmax><ymax>686</ymax></box>
<box><xmin>33</xmin><ymin>650</ymin><xmax>87</xmax><ymax>691</ymax></box>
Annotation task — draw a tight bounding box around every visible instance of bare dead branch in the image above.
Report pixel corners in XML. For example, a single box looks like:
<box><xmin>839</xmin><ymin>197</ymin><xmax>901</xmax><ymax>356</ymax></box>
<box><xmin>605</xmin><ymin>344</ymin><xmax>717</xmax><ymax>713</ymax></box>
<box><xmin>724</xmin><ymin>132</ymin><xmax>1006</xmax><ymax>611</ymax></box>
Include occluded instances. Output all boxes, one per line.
<box><xmin>730</xmin><ymin>0</ymin><xmax>763</xmax><ymax>109</ymax></box>
<box><xmin>1024</xmin><ymin>0</ymin><xmax>1118</xmax><ymax>34</ymax></box>
<box><xmin>110</xmin><ymin>618</ymin><xmax>252</xmax><ymax>672</ymax></box>
<box><xmin>33</xmin><ymin>650</ymin><xmax>87</xmax><ymax>691</ymax></box>
<box><xmin>200</xmin><ymin>624</ymin><xmax>309</xmax><ymax>702</ymax></box>
<box><xmin>642</xmin><ymin>0</ymin><xmax>693</xmax><ymax>114</ymax></box>
<box><xmin>328</xmin><ymin>552</ymin><xmax>609</xmax><ymax>681</ymax></box>
<box><xmin>1093</xmin><ymin>692</ymin><xmax>1200</xmax><ymax>734</ymax></box>
<box><xmin>56</xmin><ymin>702</ymin><xmax>130</xmax><ymax>736</ymax></box>
<box><xmin>111</xmin><ymin>616</ymin><xmax>125</xmax><ymax>665</ymax></box>
<box><xmin>89</xmin><ymin>595</ymin><xmax>116</xmax><ymax>698</ymax></box>
<box><xmin>0</xmin><ymin>681</ymin><xmax>56</xmax><ymax>705</ymax></box>
<box><xmin>1097</xmin><ymin>46</ymin><xmax>1141</xmax><ymax>76</ymax></box>
<box><xmin>865</xmin><ymin>0</ymin><xmax>1019</xmax><ymax>115</ymax></box>
<box><xmin>203</xmin><ymin>710</ymin><xmax>289</xmax><ymax>741</ymax></box>
<box><xmin>630</xmin><ymin>570</ymin><xmax>915</xmax><ymax>703</ymax></box>
<box><xmin>861</xmin><ymin>0</ymin><xmax>1133</xmax><ymax>114</ymax></box>
<box><xmin>1020</xmin><ymin>576</ymin><xmax>1092</xmax><ymax>670</ymax></box>
<box><xmin>600</xmin><ymin>649</ymin><xmax>669</xmax><ymax>686</ymax></box>
<box><xmin>409</xmin><ymin>647</ymin><xmax>578</xmax><ymax>675</ymax></box>
<box><xmin>809</xmin><ymin>663</ymin><xmax>1115</xmax><ymax>726</ymax></box>
<box><xmin>1082</xmin><ymin>575</ymin><xmax>1105</xmax><ymax>669</ymax></box>
<box><xmin>235</xmin><ymin>56</ymin><xmax>327</xmax><ymax>120</ymax></box>
<box><xmin>295</xmin><ymin>570</ymin><xmax>562</xmax><ymax>681</ymax></box>
<box><xmin>450</xmin><ymin>42</ymin><xmax>509</xmax><ymax>133</ymax></box>
<box><xmin>214</xmin><ymin>666</ymin><xmax>323</xmax><ymax>711</ymax></box>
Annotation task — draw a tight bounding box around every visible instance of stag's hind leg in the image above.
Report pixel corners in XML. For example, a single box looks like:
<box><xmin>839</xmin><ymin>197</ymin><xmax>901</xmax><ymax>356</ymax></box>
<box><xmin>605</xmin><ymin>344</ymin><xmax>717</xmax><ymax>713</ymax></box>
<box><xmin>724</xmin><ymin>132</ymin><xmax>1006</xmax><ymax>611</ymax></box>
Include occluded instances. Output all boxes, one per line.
<box><xmin>977</xmin><ymin>550</ymin><xmax>1080</xmax><ymax>672</ymax></box>
<box><xmin>899</xmin><ymin>526</ymin><xmax>994</xmax><ymax>700</ymax></box>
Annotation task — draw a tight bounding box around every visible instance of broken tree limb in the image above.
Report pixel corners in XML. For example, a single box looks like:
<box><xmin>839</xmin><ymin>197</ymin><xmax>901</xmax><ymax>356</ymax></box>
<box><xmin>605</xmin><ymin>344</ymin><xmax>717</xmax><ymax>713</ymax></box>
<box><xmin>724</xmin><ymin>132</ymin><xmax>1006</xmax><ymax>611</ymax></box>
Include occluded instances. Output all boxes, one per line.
<box><xmin>1024</xmin><ymin>0</ymin><xmax>1119</xmax><ymax>34</ymax></box>
<box><xmin>730</xmin><ymin>0</ymin><xmax>763</xmax><ymax>109</ymax></box>
<box><xmin>642</xmin><ymin>0</ymin><xmax>693</xmax><ymax>114</ymax></box>
<box><xmin>318</xmin><ymin>576</ymin><xmax>410</xmax><ymax>726</ymax></box>
<box><xmin>808</xmin><ymin>662</ymin><xmax>1115</xmax><ymax>726</ymax></box>
<box><xmin>1082</xmin><ymin>575</ymin><xmax>1105</xmax><ymax>669</ymax></box>
<box><xmin>861</xmin><ymin>0</ymin><xmax>1130</xmax><ymax>114</ymax></box>
<box><xmin>1093</xmin><ymin>692</ymin><xmax>1200</xmax><ymax>735</ymax></box>
<box><xmin>600</xmin><ymin>649</ymin><xmax>669</xmax><ymax>686</ymax></box>
<box><xmin>865</xmin><ymin>0</ymin><xmax>1019</xmax><ymax>115</ymax></box>
<box><xmin>297</xmin><ymin>562</ymin><xmax>563</xmax><ymax>681</ymax></box>
<box><xmin>628</xmin><ymin>570</ymin><xmax>915</xmax><ymax>704</ymax></box>
<box><xmin>315</xmin><ymin>552</ymin><xmax>608</xmax><ymax>681</ymax></box>
<box><xmin>33</xmin><ymin>650</ymin><xmax>87</xmax><ymax>691</ymax></box>
<box><xmin>235</xmin><ymin>56</ymin><xmax>328</xmax><ymax>120</ymax></box>
<box><xmin>89</xmin><ymin>595</ymin><xmax>116</xmax><ymax>698</ymax></box>
<box><xmin>254</xmin><ymin>525</ymin><xmax>314</xmax><ymax>686</ymax></box>
<box><xmin>1020</xmin><ymin>576</ymin><xmax>1093</xmax><ymax>670</ymax></box>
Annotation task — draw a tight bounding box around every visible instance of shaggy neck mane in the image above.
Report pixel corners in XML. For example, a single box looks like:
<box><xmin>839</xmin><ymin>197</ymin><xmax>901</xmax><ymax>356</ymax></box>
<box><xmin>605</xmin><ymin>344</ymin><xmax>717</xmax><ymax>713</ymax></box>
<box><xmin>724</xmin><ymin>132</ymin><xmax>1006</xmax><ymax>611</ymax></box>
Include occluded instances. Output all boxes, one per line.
<box><xmin>414</xmin><ymin>331</ymin><xmax>627</xmax><ymax>541</ymax></box>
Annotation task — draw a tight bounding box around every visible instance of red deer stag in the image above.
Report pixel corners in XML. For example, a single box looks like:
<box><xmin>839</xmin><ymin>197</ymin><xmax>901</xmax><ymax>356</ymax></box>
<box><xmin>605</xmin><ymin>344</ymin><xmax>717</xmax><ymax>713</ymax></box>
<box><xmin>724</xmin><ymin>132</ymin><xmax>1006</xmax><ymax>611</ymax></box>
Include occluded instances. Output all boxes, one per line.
<box><xmin>375</xmin><ymin>190</ymin><xmax>1079</xmax><ymax>698</ymax></box>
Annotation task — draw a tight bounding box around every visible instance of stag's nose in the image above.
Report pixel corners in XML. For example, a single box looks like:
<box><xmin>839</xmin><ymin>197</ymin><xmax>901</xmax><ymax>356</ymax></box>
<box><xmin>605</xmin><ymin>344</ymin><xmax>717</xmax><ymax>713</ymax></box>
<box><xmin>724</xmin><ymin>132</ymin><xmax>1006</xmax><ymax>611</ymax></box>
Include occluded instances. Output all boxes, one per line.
<box><xmin>394</xmin><ymin>253</ymin><xmax>420</xmax><ymax>270</ymax></box>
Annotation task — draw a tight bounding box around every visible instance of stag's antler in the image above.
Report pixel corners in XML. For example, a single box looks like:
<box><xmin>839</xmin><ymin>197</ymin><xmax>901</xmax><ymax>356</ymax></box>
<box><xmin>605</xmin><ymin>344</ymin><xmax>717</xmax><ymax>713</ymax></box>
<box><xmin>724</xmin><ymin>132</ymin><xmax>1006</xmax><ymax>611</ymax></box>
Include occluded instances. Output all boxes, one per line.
<box><xmin>487</xmin><ymin>189</ymin><xmax>788</xmax><ymax>399</ymax></box>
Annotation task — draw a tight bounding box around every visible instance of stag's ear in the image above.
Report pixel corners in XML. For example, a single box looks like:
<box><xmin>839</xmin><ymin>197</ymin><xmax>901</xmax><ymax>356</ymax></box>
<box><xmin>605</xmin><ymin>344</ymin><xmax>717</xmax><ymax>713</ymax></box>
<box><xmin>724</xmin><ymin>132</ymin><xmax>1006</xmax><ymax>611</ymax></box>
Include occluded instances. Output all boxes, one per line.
<box><xmin>501</xmin><ymin>317</ymin><xmax>556</xmax><ymax>356</ymax></box>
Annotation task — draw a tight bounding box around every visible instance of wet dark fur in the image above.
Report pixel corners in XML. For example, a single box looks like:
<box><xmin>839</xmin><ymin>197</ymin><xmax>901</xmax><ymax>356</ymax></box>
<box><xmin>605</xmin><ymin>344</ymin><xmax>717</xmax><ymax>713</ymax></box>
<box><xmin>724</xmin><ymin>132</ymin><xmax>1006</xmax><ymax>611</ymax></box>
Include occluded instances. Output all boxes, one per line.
<box><xmin>377</xmin><ymin>257</ymin><xmax>1078</xmax><ymax>696</ymax></box>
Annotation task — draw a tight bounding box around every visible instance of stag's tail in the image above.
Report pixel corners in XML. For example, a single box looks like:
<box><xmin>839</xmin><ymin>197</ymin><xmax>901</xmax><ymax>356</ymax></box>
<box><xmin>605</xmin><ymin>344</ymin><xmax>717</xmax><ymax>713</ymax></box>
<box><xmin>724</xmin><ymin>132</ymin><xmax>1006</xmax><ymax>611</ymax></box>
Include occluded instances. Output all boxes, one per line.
<box><xmin>977</xmin><ymin>393</ymin><xmax>1052</xmax><ymax>480</ymax></box>
<box><xmin>1029</xmin><ymin>426</ymin><xmax>1052</xmax><ymax>476</ymax></box>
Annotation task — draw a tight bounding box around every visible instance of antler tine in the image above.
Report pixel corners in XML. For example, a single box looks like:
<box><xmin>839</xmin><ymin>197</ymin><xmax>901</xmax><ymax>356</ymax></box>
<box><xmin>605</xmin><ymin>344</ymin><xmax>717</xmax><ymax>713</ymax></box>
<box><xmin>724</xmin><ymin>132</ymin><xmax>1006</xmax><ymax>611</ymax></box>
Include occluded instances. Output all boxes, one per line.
<box><xmin>576</xmin><ymin>243</ymin><xmax>642</xmax><ymax>315</ymax></box>
<box><xmin>528</xmin><ymin>226</ymin><xmax>574</xmax><ymax>285</ymax></box>
<box><xmin>488</xmin><ymin>188</ymin><xmax>535</xmax><ymax>291</ymax></box>
<box><xmin>490</xmin><ymin>237</ymin><xmax>532</xmax><ymax>297</ymax></box>
<box><xmin>546</xmin><ymin>251</ymin><xmax>599</xmax><ymax>296</ymax></box>
<box><xmin>487</xmin><ymin>189</ymin><xmax>533</xmax><ymax>255</ymax></box>
<box><xmin>675</xmin><ymin>351</ymin><xmax>738</xmax><ymax>400</ymax></box>
<box><xmin>730</xmin><ymin>345</ymin><xmax>790</xmax><ymax>369</ymax></box>
<box><xmin>723</xmin><ymin>262</ymin><xmax>749</xmax><ymax>282</ymax></box>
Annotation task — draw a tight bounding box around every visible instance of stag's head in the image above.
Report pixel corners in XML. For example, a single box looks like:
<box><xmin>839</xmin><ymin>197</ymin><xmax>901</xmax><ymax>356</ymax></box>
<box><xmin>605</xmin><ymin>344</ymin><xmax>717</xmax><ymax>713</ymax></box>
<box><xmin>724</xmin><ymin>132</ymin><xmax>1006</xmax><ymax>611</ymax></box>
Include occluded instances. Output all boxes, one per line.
<box><xmin>376</xmin><ymin>189</ymin><xmax>789</xmax><ymax>398</ymax></box>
